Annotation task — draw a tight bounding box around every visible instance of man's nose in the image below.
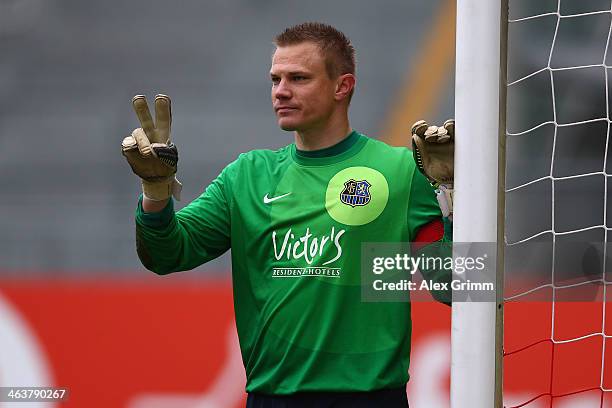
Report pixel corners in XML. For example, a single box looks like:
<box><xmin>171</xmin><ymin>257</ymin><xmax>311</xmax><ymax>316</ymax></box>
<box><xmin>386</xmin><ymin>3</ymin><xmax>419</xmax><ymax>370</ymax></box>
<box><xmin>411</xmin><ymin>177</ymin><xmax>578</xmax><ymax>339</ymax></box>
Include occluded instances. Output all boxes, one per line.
<box><xmin>274</xmin><ymin>79</ymin><xmax>291</xmax><ymax>99</ymax></box>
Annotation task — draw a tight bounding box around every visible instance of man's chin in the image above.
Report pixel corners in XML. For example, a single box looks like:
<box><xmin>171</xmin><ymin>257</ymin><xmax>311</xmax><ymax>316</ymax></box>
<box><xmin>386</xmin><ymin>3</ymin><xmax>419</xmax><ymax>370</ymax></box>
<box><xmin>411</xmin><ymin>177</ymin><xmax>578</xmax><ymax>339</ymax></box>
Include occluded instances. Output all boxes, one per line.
<box><xmin>278</xmin><ymin>120</ymin><xmax>300</xmax><ymax>131</ymax></box>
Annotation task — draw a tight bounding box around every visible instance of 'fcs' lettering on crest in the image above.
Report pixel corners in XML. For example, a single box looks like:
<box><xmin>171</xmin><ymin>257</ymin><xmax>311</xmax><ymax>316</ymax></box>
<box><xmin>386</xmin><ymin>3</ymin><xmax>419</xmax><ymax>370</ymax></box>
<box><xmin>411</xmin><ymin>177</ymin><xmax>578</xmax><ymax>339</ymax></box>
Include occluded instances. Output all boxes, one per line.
<box><xmin>340</xmin><ymin>179</ymin><xmax>371</xmax><ymax>207</ymax></box>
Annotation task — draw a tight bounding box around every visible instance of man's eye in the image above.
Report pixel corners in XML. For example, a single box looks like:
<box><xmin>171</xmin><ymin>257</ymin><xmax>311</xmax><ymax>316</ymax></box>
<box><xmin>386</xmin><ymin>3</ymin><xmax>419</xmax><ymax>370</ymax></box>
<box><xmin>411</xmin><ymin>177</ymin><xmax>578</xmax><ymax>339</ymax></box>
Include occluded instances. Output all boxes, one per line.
<box><xmin>271</xmin><ymin>77</ymin><xmax>280</xmax><ymax>85</ymax></box>
<box><xmin>293</xmin><ymin>76</ymin><xmax>306</xmax><ymax>81</ymax></box>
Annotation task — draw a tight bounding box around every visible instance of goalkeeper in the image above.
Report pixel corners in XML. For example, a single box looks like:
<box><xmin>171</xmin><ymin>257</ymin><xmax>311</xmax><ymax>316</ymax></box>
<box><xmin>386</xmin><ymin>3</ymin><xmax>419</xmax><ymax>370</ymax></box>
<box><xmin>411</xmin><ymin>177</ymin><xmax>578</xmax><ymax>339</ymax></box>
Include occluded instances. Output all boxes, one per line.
<box><xmin>123</xmin><ymin>22</ymin><xmax>453</xmax><ymax>408</ymax></box>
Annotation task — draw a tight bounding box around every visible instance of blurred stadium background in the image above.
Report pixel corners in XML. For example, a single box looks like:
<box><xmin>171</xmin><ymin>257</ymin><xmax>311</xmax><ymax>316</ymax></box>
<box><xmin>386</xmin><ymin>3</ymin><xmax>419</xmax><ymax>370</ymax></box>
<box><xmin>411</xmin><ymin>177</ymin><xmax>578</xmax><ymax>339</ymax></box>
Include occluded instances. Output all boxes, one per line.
<box><xmin>0</xmin><ymin>0</ymin><xmax>454</xmax><ymax>273</ymax></box>
<box><xmin>0</xmin><ymin>1</ymin><xmax>455</xmax><ymax>406</ymax></box>
<box><xmin>0</xmin><ymin>0</ymin><xmax>609</xmax><ymax>406</ymax></box>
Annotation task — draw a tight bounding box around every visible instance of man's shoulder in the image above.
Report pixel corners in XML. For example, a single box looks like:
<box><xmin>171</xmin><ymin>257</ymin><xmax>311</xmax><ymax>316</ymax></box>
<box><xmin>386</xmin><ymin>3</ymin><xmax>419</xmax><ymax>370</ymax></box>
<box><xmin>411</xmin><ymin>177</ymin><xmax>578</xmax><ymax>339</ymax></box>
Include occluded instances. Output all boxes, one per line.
<box><xmin>221</xmin><ymin>145</ymin><xmax>293</xmax><ymax>176</ymax></box>
<box><xmin>238</xmin><ymin>144</ymin><xmax>292</xmax><ymax>162</ymax></box>
<box><xmin>359</xmin><ymin>133</ymin><xmax>415</xmax><ymax>164</ymax></box>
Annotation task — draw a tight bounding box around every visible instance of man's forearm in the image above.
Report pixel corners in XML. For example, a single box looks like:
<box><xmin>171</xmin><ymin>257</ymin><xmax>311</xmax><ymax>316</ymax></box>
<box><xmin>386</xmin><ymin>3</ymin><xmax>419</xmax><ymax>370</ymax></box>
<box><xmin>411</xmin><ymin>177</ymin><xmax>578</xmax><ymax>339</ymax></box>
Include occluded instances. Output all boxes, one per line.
<box><xmin>142</xmin><ymin>197</ymin><xmax>170</xmax><ymax>213</ymax></box>
<box><xmin>413</xmin><ymin>217</ymin><xmax>453</xmax><ymax>305</ymax></box>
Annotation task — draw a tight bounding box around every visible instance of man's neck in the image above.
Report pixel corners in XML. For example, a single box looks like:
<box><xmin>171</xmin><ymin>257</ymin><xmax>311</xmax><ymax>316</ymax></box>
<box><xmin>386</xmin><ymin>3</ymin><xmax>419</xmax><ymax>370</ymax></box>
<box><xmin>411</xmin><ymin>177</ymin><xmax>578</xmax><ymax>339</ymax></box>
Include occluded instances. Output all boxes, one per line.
<box><xmin>294</xmin><ymin>116</ymin><xmax>352</xmax><ymax>151</ymax></box>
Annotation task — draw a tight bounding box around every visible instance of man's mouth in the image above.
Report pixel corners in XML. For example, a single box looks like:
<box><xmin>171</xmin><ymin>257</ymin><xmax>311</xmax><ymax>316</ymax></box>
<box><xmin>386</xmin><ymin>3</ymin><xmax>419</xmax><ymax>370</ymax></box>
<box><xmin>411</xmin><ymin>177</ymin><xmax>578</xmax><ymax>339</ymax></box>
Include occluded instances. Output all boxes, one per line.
<box><xmin>275</xmin><ymin>106</ymin><xmax>298</xmax><ymax>114</ymax></box>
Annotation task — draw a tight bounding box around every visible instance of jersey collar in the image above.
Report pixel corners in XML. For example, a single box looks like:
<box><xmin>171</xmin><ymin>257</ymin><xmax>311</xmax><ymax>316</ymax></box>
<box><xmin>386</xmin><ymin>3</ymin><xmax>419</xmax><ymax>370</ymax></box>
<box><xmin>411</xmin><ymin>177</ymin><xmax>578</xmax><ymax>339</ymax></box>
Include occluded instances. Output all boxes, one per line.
<box><xmin>291</xmin><ymin>131</ymin><xmax>367</xmax><ymax>166</ymax></box>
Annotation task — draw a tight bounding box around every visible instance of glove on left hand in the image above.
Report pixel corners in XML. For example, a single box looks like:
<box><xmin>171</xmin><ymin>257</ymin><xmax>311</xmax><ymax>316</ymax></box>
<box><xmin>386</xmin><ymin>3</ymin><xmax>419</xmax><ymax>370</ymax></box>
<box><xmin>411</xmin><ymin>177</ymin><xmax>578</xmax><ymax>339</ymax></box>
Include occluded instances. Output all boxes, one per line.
<box><xmin>411</xmin><ymin>119</ymin><xmax>455</xmax><ymax>217</ymax></box>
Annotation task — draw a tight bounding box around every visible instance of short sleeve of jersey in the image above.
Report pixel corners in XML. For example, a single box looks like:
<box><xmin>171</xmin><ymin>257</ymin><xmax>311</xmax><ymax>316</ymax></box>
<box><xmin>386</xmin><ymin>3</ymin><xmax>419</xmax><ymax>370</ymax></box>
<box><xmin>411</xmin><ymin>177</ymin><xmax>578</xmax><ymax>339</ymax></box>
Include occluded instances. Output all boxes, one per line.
<box><xmin>135</xmin><ymin>163</ymin><xmax>233</xmax><ymax>274</ymax></box>
<box><xmin>406</xmin><ymin>163</ymin><xmax>443</xmax><ymax>241</ymax></box>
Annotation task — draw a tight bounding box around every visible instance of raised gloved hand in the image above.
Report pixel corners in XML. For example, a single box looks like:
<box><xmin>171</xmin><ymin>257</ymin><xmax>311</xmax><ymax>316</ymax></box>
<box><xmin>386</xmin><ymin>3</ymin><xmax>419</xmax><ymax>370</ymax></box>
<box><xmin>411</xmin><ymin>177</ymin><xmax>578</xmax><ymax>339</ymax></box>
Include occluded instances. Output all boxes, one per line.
<box><xmin>411</xmin><ymin>119</ymin><xmax>454</xmax><ymax>217</ymax></box>
<box><xmin>121</xmin><ymin>94</ymin><xmax>182</xmax><ymax>201</ymax></box>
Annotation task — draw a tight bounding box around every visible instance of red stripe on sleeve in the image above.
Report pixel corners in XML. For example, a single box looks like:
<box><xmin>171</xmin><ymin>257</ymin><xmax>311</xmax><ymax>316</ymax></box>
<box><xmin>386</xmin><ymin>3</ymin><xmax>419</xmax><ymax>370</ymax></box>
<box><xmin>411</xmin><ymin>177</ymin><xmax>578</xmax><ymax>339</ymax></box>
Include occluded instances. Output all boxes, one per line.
<box><xmin>412</xmin><ymin>218</ymin><xmax>445</xmax><ymax>252</ymax></box>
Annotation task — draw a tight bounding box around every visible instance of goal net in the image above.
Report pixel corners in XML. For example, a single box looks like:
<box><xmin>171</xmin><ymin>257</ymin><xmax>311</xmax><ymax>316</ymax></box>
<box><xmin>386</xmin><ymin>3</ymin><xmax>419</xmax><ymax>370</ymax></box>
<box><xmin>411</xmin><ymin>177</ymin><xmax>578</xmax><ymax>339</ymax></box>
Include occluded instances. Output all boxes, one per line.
<box><xmin>454</xmin><ymin>0</ymin><xmax>612</xmax><ymax>406</ymax></box>
<box><xmin>503</xmin><ymin>0</ymin><xmax>612</xmax><ymax>406</ymax></box>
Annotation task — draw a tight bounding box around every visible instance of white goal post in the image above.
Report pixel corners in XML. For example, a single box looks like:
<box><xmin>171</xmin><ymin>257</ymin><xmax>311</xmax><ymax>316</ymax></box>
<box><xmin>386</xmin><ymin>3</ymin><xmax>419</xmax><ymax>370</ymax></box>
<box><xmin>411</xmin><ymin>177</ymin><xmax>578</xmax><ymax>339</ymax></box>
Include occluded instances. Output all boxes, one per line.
<box><xmin>451</xmin><ymin>0</ymin><xmax>507</xmax><ymax>407</ymax></box>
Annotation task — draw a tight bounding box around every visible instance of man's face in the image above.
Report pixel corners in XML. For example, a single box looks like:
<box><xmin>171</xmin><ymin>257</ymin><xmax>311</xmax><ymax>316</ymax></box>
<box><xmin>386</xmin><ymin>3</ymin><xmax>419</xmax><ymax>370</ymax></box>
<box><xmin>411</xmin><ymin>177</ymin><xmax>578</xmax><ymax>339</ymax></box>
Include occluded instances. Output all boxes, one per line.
<box><xmin>270</xmin><ymin>42</ymin><xmax>338</xmax><ymax>132</ymax></box>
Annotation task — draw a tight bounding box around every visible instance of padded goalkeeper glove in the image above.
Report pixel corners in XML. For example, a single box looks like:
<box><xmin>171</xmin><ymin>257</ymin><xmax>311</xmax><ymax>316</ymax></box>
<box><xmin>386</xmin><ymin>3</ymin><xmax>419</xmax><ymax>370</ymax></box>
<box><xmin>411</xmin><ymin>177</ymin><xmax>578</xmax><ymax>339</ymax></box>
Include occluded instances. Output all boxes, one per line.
<box><xmin>121</xmin><ymin>94</ymin><xmax>182</xmax><ymax>201</ymax></box>
<box><xmin>411</xmin><ymin>119</ymin><xmax>454</xmax><ymax>217</ymax></box>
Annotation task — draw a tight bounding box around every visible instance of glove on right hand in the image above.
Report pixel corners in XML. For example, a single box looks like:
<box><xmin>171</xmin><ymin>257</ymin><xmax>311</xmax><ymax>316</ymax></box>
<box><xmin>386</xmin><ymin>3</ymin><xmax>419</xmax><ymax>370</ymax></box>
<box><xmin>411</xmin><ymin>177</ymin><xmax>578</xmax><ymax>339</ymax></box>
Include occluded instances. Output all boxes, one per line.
<box><xmin>121</xmin><ymin>94</ymin><xmax>182</xmax><ymax>201</ymax></box>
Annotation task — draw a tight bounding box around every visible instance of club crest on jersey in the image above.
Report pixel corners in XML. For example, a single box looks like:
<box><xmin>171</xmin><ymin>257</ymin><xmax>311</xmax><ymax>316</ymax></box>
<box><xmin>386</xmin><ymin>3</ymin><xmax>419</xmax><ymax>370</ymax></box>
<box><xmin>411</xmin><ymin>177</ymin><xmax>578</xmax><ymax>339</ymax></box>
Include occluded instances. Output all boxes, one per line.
<box><xmin>340</xmin><ymin>179</ymin><xmax>371</xmax><ymax>207</ymax></box>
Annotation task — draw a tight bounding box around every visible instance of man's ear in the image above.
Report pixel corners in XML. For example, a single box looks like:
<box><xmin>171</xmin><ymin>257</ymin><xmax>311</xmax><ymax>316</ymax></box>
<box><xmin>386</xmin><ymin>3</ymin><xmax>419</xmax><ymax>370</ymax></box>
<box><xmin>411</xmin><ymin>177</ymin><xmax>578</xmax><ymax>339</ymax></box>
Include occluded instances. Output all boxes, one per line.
<box><xmin>334</xmin><ymin>73</ymin><xmax>356</xmax><ymax>101</ymax></box>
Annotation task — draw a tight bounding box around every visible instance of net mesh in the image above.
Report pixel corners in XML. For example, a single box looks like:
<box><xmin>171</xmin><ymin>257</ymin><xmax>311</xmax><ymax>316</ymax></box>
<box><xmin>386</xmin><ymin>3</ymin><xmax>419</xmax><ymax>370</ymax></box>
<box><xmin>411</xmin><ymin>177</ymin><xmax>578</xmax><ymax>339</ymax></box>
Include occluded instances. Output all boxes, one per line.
<box><xmin>504</xmin><ymin>0</ymin><xmax>612</xmax><ymax>406</ymax></box>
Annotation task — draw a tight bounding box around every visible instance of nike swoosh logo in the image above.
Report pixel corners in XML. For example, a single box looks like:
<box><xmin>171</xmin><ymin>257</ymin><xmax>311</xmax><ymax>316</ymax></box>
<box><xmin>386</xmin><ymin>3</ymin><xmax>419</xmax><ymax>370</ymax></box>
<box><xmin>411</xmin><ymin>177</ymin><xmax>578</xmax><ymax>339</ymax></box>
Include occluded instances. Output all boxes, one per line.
<box><xmin>263</xmin><ymin>192</ymin><xmax>291</xmax><ymax>204</ymax></box>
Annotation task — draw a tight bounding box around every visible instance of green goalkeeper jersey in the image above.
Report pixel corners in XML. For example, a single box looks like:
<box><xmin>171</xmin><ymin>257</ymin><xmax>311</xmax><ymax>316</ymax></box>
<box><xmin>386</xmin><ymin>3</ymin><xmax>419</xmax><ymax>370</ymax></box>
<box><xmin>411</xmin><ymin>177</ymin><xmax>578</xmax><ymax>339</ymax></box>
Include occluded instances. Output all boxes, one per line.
<box><xmin>135</xmin><ymin>131</ymin><xmax>447</xmax><ymax>394</ymax></box>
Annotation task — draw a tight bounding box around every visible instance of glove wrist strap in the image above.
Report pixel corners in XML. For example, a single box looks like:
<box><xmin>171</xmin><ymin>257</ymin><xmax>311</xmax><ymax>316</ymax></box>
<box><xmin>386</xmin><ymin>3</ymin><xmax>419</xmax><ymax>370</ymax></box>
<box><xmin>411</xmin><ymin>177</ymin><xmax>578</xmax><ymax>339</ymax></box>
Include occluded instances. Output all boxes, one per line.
<box><xmin>434</xmin><ymin>184</ymin><xmax>453</xmax><ymax>219</ymax></box>
<box><xmin>142</xmin><ymin>176</ymin><xmax>182</xmax><ymax>201</ymax></box>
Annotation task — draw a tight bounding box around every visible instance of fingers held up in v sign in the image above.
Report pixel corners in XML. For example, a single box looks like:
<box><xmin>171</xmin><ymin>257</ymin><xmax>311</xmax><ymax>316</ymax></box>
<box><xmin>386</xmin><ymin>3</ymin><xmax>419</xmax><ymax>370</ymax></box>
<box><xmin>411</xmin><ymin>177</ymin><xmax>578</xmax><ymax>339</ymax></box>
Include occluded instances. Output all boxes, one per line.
<box><xmin>131</xmin><ymin>94</ymin><xmax>173</xmax><ymax>155</ymax></box>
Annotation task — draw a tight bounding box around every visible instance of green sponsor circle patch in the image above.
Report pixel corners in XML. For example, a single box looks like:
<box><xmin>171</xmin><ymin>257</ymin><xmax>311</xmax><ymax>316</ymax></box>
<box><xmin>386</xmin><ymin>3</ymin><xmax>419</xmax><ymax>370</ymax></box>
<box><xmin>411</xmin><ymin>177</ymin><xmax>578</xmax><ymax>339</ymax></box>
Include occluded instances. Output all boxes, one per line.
<box><xmin>325</xmin><ymin>166</ymin><xmax>389</xmax><ymax>226</ymax></box>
